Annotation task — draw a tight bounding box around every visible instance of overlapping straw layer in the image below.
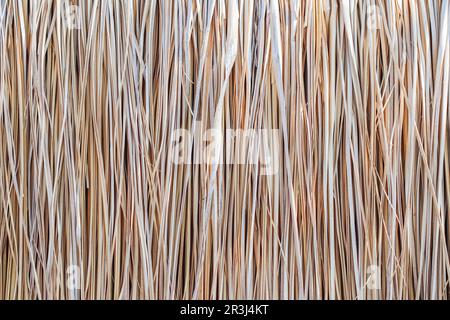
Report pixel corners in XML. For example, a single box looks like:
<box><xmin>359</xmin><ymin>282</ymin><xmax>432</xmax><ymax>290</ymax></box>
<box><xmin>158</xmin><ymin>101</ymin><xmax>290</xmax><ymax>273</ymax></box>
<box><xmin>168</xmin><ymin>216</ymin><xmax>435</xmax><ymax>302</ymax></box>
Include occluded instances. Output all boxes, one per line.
<box><xmin>1</xmin><ymin>0</ymin><xmax>450</xmax><ymax>299</ymax></box>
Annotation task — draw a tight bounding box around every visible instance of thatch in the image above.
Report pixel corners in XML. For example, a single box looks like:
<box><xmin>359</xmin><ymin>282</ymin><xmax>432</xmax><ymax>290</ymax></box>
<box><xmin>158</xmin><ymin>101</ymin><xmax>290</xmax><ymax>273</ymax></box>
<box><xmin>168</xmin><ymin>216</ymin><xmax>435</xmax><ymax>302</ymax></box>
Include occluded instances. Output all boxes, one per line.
<box><xmin>1</xmin><ymin>0</ymin><xmax>449</xmax><ymax>299</ymax></box>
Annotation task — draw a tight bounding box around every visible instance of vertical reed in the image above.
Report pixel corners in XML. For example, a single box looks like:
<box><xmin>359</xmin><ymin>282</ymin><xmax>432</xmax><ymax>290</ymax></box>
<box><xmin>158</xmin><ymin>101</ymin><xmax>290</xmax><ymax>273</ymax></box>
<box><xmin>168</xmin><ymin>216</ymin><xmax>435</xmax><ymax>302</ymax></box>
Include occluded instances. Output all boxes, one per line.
<box><xmin>0</xmin><ymin>0</ymin><xmax>449</xmax><ymax>299</ymax></box>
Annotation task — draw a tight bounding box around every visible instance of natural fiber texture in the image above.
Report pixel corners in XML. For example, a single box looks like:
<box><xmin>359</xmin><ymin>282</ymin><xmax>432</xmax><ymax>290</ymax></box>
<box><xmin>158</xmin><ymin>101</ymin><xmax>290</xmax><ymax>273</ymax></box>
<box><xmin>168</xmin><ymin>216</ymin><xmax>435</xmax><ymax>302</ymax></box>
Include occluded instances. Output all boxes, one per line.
<box><xmin>1</xmin><ymin>0</ymin><xmax>450</xmax><ymax>300</ymax></box>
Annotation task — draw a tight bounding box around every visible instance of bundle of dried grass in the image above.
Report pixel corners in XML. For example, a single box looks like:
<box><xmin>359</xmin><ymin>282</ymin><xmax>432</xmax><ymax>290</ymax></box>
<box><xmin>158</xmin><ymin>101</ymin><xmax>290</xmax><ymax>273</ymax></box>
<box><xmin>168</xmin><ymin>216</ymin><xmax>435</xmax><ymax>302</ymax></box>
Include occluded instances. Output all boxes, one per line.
<box><xmin>1</xmin><ymin>0</ymin><xmax>450</xmax><ymax>300</ymax></box>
